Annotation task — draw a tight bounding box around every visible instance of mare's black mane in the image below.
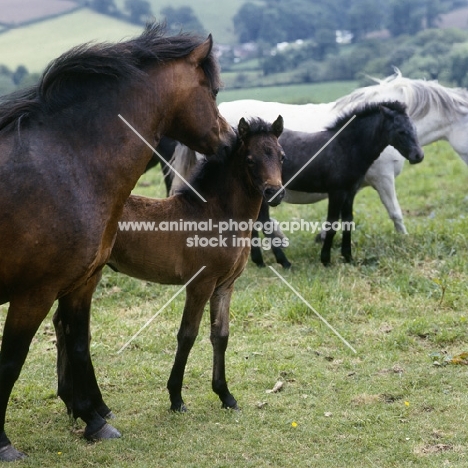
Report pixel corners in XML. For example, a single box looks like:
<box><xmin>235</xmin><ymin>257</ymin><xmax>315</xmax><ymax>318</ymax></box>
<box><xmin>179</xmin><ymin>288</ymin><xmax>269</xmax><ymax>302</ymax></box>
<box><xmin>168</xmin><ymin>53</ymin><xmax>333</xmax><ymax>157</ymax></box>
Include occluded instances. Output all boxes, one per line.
<box><xmin>0</xmin><ymin>22</ymin><xmax>220</xmax><ymax>131</ymax></box>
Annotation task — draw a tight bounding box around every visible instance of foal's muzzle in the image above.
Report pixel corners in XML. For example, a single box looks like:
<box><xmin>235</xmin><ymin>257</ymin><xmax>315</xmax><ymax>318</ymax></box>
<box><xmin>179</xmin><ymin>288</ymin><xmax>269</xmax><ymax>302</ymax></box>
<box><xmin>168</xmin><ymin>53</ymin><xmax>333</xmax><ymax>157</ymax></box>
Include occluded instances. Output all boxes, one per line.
<box><xmin>408</xmin><ymin>148</ymin><xmax>424</xmax><ymax>165</ymax></box>
<box><xmin>264</xmin><ymin>186</ymin><xmax>284</xmax><ymax>206</ymax></box>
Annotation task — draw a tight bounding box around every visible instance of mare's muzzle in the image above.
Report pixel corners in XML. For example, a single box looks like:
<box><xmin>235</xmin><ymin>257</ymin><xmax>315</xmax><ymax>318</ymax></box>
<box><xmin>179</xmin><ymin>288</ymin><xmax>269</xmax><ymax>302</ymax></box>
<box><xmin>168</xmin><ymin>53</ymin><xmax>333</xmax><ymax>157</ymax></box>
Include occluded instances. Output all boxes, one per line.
<box><xmin>264</xmin><ymin>186</ymin><xmax>284</xmax><ymax>207</ymax></box>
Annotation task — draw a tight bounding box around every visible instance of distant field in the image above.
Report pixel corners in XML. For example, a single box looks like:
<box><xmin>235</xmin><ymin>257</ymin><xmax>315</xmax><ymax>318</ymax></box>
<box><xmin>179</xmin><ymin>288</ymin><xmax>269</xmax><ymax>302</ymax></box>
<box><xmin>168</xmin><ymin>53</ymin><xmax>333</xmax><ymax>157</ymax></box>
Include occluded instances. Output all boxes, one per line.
<box><xmin>0</xmin><ymin>9</ymin><xmax>143</xmax><ymax>72</ymax></box>
<box><xmin>218</xmin><ymin>81</ymin><xmax>360</xmax><ymax>104</ymax></box>
<box><xmin>0</xmin><ymin>0</ymin><xmax>78</xmax><ymax>26</ymax></box>
<box><xmin>114</xmin><ymin>0</ymin><xmax>244</xmax><ymax>44</ymax></box>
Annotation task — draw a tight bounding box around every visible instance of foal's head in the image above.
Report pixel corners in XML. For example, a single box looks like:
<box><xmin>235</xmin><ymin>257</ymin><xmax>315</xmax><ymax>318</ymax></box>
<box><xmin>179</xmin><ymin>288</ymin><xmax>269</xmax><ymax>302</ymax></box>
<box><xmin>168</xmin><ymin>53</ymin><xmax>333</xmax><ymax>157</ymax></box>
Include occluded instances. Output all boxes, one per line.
<box><xmin>237</xmin><ymin>115</ymin><xmax>285</xmax><ymax>206</ymax></box>
<box><xmin>380</xmin><ymin>102</ymin><xmax>424</xmax><ymax>164</ymax></box>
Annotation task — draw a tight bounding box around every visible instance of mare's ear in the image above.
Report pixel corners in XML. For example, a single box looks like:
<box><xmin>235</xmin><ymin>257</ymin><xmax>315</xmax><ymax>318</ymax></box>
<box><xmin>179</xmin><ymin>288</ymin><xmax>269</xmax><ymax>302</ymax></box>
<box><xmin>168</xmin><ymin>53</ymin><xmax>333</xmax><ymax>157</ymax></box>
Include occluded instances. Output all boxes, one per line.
<box><xmin>272</xmin><ymin>115</ymin><xmax>284</xmax><ymax>138</ymax></box>
<box><xmin>379</xmin><ymin>105</ymin><xmax>395</xmax><ymax>119</ymax></box>
<box><xmin>189</xmin><ymin>35</ymin><xmax>213</xmax><ymax>65</ymax></box>
<box><xmin>238</xmin><ymin>117</ymin><xmax>250</xmax><ymax>141</ymax></box>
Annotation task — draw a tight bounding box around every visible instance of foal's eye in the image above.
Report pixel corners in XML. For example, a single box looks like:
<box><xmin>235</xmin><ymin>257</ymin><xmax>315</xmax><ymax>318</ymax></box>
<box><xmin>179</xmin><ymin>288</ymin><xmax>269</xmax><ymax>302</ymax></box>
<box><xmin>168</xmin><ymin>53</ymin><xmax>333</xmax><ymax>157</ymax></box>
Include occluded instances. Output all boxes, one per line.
<box><xmin>281</xmin><ymin>152</ymin><xmax>286</xmax><ymax>163</ymax></box>
<box><xmin>213</xmin><ymin>87</ymin><xmax>219</xmax><ymax>98</ymax></box>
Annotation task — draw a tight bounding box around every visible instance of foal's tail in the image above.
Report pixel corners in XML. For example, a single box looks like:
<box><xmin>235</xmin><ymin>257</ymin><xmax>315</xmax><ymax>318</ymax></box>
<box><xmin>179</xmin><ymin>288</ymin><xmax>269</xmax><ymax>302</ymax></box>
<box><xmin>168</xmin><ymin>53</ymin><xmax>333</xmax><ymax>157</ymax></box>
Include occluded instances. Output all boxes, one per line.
<box><xmin>168</xmin><ymin>144</ymin><xmax>204</xmax><ymax>195</ymax></box>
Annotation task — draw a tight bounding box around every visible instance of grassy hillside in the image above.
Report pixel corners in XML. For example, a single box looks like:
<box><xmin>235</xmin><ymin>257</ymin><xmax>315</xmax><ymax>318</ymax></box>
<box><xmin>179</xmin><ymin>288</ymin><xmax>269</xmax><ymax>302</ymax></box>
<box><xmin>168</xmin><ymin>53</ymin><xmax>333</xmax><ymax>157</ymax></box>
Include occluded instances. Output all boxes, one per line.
<box><xmin>0</xmin><ymin>8</ymin><xmax>142</xmax><ymax>73</ymax></box>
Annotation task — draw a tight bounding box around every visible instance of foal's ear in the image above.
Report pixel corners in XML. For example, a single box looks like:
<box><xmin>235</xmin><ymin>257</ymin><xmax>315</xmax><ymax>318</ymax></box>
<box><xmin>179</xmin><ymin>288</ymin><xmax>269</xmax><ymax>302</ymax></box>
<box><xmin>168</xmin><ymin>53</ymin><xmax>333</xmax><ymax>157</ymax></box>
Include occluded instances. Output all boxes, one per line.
<box><xmin>238</xmin><ymin>117</ymin><xmax>250</xmax><ymax>140</ymax></box>
<box><xmin>272</xmin><ymin>115</ymin><xmax>284</xmax><ymax>138</ymax></box>
<box><xmin>189</xmin><ymin>35</ymin><xmax>213</xmax><ymax>65</ymax></box>
<box><xmin>379</xmin><ymin>105</ymin><xmax>395</xmax><ymax>119</ymax></box>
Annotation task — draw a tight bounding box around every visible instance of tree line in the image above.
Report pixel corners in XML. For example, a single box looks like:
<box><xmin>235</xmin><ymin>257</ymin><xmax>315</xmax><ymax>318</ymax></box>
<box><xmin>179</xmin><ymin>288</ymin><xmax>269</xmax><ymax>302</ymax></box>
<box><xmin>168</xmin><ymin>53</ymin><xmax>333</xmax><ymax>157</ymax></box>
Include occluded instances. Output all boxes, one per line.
<box><xmin>234</xmin><ymin>0</ymin><xmax>468</xmax><ymax>44</ymax></box>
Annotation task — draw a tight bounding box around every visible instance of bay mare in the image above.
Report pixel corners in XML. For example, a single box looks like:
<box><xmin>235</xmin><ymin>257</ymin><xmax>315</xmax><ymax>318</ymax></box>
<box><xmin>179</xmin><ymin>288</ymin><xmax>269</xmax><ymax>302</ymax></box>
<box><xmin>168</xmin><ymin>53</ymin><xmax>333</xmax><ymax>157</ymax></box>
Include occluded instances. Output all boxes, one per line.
<box><xmin>275</xmin><ymin>101</ymin><xmax>423</xmax><ymax>266</ymax></box>
<box><xmin>0</xmin><ymin>23</ymin><xmax>232</xmax><ymax>461</ymax></box>
<box><xmin>104</xmin><ymin>117</ymin><xmax>284</xmax><ymax>413</ymax></box>
<box><xmin>219</xmin><ymin>69</ymin><xmax>468</xmax><ymax>234</ymax></box>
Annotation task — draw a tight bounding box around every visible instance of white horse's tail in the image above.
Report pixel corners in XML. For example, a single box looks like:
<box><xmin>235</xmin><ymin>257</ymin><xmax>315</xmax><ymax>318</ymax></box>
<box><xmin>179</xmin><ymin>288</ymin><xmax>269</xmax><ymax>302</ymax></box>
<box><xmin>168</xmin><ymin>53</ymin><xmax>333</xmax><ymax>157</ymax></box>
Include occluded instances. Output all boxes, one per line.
<box><xmin>168</xmin><ymin>144</ymin><xmax>203</xmax><ymax>195</ymax></box>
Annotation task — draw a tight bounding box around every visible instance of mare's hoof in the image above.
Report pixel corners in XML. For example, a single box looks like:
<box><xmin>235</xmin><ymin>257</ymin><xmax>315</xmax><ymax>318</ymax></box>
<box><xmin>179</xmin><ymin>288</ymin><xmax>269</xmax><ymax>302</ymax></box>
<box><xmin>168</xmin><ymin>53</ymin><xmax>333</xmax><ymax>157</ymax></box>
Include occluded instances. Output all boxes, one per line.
<box><xmin>256</xmin><ymin>263</ymin><xmax>266</xmax><ymax>268</ymax></box>
<box><xmin>84</xmin><ymin>423</ymin><xmax>121</xmax><ymax>441</ymax></box>
<box><xmin>0</xmin><ymin>444</ymin><xmax>27</xmax><ymax>462</ymax></box>
<box><xmin>281</xmin><ymin>261</ymin><xmax>292</xmax><ymax>269</ymax></box>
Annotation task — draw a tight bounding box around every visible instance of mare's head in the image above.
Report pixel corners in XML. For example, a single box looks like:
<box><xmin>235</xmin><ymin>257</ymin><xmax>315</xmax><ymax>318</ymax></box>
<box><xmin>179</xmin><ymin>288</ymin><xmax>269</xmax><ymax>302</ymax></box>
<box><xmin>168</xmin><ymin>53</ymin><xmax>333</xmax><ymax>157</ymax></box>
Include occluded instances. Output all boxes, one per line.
<box><xmin>237</xmin><ymin>115</ymin><xmax>285</xmax><ymax>206</ymax></box>
<box><xmin>379</xmin><ymin>101</ymin><xmax>424</xmax><ymax>165</ymax></box>
<box><xmin>155</xmin><ymin>31</ymin><xmax>233</xmax><ymax>154</ymax></box>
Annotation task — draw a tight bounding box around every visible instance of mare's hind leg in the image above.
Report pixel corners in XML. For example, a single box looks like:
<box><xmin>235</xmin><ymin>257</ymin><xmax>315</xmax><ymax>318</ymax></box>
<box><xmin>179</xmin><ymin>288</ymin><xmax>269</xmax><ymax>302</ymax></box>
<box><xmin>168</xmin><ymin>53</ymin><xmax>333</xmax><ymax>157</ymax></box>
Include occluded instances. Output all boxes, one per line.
<box><xmin>340</xmin><ymin>191</ymin><xmax>357</xmax><ymax>263</ymax></box>
<box><xmin>53</xmin><ymin>273</ymin><xmax>120</xmax><ymax>441</ymax></box>
<box><xmin>321</xmin><ymin>192</ymin><xmax>345</xmax><ymax>266</ymax></box>
<box><xmin>210</xmin><ymin>285</ymin><xmax>238</xmax><ymax>409</ymax></box>
<box><xmin>0</xmin><ymin>294</ymin><xmax>55</xmax><ymax>461</ymax></box>
<box><xmin>167</xmin><ymin>281</ymin><xmax>215</xmax><ymax>412</ymax></box>
<box><xmin>53</xmin><ymin>271</ymin><xmax>113</xmax><ymax>421</ymax></box>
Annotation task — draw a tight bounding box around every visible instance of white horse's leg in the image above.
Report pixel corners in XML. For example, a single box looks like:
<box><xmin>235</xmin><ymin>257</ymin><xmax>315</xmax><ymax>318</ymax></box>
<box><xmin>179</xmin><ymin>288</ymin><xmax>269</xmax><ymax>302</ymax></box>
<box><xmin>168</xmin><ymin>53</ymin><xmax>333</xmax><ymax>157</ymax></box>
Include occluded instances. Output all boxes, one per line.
<box><xmin>364</xmin><ymin>150</ymin><xmax>407</xmax><ymax>234</ymax></box>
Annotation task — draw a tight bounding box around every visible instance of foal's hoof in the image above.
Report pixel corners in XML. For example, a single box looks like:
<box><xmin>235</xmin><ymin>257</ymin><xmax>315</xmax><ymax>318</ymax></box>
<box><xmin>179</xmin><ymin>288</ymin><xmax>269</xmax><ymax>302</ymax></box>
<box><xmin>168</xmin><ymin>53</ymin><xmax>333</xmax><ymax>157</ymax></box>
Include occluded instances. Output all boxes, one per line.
<box><xmin>0</xmin><ymin>444</ymin><xmax>27</xmax><ymax>462</ymax></box>
<box><xmin>170</xmin><ymin>403</ymin><xmax>188</xmax><ymax>413</ymax></box>
<box><xmin>104</xmin><ymin>411</ymin><xmax>116</xmax><ymax>420</ymax></box>
<box><xmin>222</xmin><ymin>402</ymin><xmax>240</xmax><ymax>411</ymax></box>
<box><xmin>84</xmin><ymin>423</ymin><xmax>121</xmax><ymax>441</ymax></box>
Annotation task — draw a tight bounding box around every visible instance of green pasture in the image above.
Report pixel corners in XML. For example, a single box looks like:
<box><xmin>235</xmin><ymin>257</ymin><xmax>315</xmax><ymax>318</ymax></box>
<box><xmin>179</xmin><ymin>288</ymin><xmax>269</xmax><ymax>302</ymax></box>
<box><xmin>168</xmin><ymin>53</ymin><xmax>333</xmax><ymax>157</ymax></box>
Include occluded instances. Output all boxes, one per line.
<box><xmin>1</xmin><ymin>137</ymin><xmax>467</xmax><ymax>466</ymax></box>
<box><xmin>218</xmin><ymin>81</ymin><xmax>360</xmax><ymax>104</ymax></box>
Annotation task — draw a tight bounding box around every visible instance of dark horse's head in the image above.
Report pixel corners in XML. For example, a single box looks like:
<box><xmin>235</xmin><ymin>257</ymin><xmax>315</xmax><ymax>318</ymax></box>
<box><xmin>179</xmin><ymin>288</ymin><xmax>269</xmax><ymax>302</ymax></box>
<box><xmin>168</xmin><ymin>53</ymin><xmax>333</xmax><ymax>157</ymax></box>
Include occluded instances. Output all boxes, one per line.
<box><xmin>380</xmin><ymin>102</ymin><xmax>424</xmax><ymax>165</ymax></box>
<box><xmin>237</xmin><ymin>115</ymin><xmax>285</xmax><ymax>207</ymax></box>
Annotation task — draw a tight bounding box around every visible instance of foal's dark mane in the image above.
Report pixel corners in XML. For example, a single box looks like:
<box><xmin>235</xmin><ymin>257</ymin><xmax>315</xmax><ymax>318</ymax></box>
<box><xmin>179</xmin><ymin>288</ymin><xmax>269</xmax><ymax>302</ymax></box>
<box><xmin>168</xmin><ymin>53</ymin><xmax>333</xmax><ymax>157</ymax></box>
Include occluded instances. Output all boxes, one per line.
<box><xmin>327</xmin><ymin>100</ymin><xmax>407</xmax><ymax>131</ymax></box>
<box><xmin>178</xmin><ymin>118</ymin><xmax>275</xmax><ymax>202</ymax></box>
<box><xmin>0</xmin><ymin>22</ymin><xmax>220</xmax><ymax>132</ymax></box>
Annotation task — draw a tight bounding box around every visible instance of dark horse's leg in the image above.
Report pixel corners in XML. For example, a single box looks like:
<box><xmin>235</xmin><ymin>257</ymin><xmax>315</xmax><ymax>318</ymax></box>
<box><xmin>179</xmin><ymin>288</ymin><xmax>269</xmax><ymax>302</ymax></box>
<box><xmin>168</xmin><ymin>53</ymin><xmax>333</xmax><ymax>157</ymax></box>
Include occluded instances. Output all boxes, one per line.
<box><xmin>340</xmin><ymin>191</ymin><xmax>357</xmax><ymax>263</ymax></box>
<box><xmin>53</xmin><ymin>273</ymin><xmax>120</xmax><ymax>441</ymax></box>
<box><xmin>321</xmin><ymin>191</ymin><xmax>346</xmax><ymax>266</ymax></box>
<box><xmin>0</xmin><ymin>294</ymin><xmax>55</xmax><ymax>461</ymax></box>
<box><xmin>209</xmin><ymin>284</ymin><xmax>238</xmax><ymax>409</ymax></box>
<box><xmin>251</xmin><ymin>200</ymin><xmax>291</xmax><ymax>268</ymax></box>
<box><xmin>167</xmin><ymin>281</ymin><xmax>216</xmax><ymax>412</ymax></box>
<box><xmin>250</xmin><ymin>228</ymin><xmax>266</xmax><ymax>267</ymax></box>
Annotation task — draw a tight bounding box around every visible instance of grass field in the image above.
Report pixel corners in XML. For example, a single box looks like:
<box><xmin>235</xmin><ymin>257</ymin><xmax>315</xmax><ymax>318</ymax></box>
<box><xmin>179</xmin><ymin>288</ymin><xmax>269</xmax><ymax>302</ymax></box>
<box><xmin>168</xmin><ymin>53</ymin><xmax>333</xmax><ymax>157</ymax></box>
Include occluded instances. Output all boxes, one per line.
<box><xmin>218</xmin><ymin>81</ymin><xmax>360</xmax><ymax>104</ymax></box>
<box><xmin>1</xmin><ymin>85</ymin><xmax>468</xmax><ymax>466</ymax></box>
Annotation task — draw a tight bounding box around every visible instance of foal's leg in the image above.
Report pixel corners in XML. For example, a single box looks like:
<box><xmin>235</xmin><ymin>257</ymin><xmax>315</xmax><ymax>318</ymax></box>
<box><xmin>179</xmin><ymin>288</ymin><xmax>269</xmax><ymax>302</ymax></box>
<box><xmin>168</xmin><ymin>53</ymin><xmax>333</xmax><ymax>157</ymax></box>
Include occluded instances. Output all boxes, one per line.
<box><xmin>209</xmin><ymin>285</ymin><xmax>238</xmax><ymax>409</ymax></box>
<box><xmin>321</xmin><ymin>192</ymin><xmax>345</xmax><ymax>266</ymax></box>
<box><xmin>340</xmin><ymin>191</ymin><xmax>357</xmax><ymax>262</ymax></box>
<box><xmin>53</xmin><ymin>274</ymin><xmax>120</xmax><ymax>440</ymax></box>
<box><xmin>0</xmin><ymin>294</ymin><xmax>55</xmax><ymax>461</ymax></box>
<box><xmin>167</xmin><ymin>281</ymin><xmax>215</xmax><ymax>412</ymax></box>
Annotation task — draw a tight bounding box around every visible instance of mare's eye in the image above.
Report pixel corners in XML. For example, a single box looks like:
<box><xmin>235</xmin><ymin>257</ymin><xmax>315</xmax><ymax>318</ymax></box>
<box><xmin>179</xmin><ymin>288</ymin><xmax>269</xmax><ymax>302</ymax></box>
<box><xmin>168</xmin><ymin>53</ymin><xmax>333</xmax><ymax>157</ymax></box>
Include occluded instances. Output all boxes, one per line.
<box><xmin>213</xmin><ymin>88</ymin><xmax>219</xmax><ymax>98</ymax></box>
<box><xmin>281</xmin><ymin>151</ymin><xmax>286</xmax><ymax>163</ymax></box>
<box><xmin>246</xmin><ymin>155</ymin><xmax>255</xmax><ymax>166</ymax></box>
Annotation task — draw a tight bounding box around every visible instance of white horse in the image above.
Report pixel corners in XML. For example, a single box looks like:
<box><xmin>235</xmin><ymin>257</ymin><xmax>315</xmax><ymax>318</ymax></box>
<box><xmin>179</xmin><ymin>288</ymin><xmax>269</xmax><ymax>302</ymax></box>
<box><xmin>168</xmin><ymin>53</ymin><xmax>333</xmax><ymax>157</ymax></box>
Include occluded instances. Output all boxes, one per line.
<box><xmin>217</xmin><ymin>69</ymin><xmax>468</xmax><ymax>233</ymax></box>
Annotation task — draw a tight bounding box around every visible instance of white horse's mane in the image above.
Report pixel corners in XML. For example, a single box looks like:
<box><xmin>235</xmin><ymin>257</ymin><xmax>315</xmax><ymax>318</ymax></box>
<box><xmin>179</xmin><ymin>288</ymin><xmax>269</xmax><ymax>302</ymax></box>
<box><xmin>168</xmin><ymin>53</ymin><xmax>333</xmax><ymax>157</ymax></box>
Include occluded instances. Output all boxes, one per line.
<box><xmin>334</xmin><ymin>67</ymin><xmax>468</xmax><ymax>120</ymax></box>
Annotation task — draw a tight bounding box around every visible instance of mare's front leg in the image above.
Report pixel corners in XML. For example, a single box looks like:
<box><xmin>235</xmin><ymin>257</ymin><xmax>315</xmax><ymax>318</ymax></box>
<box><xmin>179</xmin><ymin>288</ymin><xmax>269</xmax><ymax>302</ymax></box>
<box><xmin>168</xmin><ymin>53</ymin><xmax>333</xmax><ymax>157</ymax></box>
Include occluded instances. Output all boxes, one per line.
<box><xmin>167</xmin><ymin>280</ymin><xmax>216</xmax><ymax>412</ymax></box>
<box><xmin>0</xmin><ymin>293</ymin><xmax>55</xmax><ymax>461</ymax></box>
<box><xmin>340</xmin><ymin>191</ymin><xmax>357</xmax><ymax>262</ymax></box>
<box><xmin>53</xmin><ymin>272</ymin><xmax>120</xmax><ymax>441</ymax></box>
<box><xmin>210</xmin><ymin>284</ymin><xmax>238</xmax><ymax>409</ymax></box>
<box><xmin>321</xmin><ymin>191</ymin><xmax>345</xmax><ymax>266</ymax></box>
